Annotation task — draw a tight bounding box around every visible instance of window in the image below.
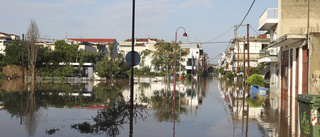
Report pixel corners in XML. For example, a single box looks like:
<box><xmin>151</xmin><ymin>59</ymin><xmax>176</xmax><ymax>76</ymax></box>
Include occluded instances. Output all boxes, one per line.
<box><xmin>261</xmin><ymin>44</ymin><xmax>268</xmax><ymax>50</ymax></box>
<box><xmin>244</xmin><ymin>44</ymin><xmax>248</xmax><ymax>50</ymax></box>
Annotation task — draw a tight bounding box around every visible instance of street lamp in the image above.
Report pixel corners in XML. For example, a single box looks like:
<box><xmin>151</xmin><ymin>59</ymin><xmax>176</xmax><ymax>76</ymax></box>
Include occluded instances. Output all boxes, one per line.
<box><xmin>173</xmin><ymin>27</ymin><xmax>187</xmax><ymax>134</ymax></box>
<box><xmin>174</xmin><ymin>27</ymin><xmax>187</xmax><ymax>97</ymax></box>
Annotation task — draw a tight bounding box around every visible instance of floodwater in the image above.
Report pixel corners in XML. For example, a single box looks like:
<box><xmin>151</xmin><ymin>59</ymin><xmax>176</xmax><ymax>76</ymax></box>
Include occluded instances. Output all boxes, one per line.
<box><xmin>0</xmin><ymin>77</ymin><xmax>293</xmax><ymax>137</ymax></box>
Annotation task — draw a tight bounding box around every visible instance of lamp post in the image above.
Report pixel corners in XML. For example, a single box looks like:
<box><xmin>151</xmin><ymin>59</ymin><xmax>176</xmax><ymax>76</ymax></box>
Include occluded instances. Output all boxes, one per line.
<box><xmin>173</xmin><ymin>27</ymin><xmax>187</xmax><ymax>136</ymax></box>
<box><xmin>173</xmin><ymin>27</ymin><xmax>187</xmax><ymax>98</ymax></box>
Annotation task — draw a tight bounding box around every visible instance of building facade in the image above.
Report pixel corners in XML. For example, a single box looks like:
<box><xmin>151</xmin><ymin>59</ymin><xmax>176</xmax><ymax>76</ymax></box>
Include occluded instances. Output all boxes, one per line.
<box><xmin>65</xmin><ymin>38</ymin><xmax>118</xmax><ymax>56</ymax></box>
<box><xmin>258</xmin><ymin>0</ymin><xmax>320</xmax><ymax>136</ymax></box>
<box><xmin>0</xmin><ymin>32</ymin><xmax>20</xmax><ymax>54</ymax></box>
<box><xmin>118</xmin><ymin>38</ymin><xmax>159</xmax><ymax>71</ymax></box>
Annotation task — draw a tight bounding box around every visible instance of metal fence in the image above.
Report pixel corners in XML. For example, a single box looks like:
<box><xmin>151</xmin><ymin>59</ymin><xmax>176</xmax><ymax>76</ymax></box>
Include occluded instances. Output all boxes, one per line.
<box><xmin>25</xmin><ymin>76</ymin><xmax>88</xmax><ymax>83</ymax></box>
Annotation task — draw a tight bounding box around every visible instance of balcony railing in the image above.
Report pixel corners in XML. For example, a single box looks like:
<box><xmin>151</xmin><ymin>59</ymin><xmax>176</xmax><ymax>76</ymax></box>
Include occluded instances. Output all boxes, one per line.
<box><xmin>259</xmin><ymin>48</ymin><xmax>277</xmax><ymax>59</ymax></box>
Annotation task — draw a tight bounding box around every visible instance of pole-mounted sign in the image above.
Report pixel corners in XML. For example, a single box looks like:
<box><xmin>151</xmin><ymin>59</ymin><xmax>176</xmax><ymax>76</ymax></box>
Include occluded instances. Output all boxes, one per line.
<box><xmin>126</xmin><ymin>51</ymin><xmax>140</xmax><ymax>66</ymax></box>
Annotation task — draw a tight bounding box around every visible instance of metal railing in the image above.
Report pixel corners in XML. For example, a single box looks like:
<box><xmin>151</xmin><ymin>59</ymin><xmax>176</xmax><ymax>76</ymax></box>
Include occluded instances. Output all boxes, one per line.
<box><xmin>25</xmin><ymin>76</ymin><xmax>88</xmax><ymax>83</ymax></box>
<box><xmin>259</xmin><ymin>48</ymin><xmax>278</xmax><ymax>59</ymax></box>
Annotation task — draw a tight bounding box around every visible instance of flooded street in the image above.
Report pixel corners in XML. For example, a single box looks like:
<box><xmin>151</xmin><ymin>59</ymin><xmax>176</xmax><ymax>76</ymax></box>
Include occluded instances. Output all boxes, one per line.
<box><xmin>0</xmin><ymin>77</ymin><xmax>285</xmax><ymax>137</ymax></box>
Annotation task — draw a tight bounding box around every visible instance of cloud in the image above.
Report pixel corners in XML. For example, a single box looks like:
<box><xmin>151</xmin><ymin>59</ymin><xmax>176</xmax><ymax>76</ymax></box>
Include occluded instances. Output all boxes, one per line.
<box><xmin>0</xmin><ymin>0</ymin><xmax>214</xmax><ymax>40</ymax></box>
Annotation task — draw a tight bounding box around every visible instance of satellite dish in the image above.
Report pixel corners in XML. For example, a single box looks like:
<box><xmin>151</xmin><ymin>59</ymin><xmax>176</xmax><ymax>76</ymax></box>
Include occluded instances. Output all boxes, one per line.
<box><xmin>125</xmin><ymin>51</ymin><xmax>141</xmax><ymax>66</ymax></box>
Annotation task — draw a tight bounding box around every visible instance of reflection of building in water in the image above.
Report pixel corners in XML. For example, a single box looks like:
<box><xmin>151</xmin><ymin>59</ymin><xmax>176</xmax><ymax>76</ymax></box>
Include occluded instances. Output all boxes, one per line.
<box><xmin>121</xmin><ymin>80</ymin><xmax>203</xmax><ymax>111</ymax></box>
<box><xmin>218</xmin><ymin>79</ymin><xmax>280</xmax><ymax>137</ymax></box>
<box><xmin>0</xmin><ymin>101</ymin><xmax>3</xmax><ymax>110</ymax></box>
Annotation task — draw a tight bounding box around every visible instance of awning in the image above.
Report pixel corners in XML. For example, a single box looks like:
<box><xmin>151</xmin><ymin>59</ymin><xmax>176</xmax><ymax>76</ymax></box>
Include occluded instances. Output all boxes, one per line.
<box><xmin>261</xmin><ymin>65</ymin><xmax>270</xmax><ymax>76</ymax></box>
<box><xmin>269</xmin><ymin>34</ymin><xmax>306</xmax><ymax>48</ymax></box>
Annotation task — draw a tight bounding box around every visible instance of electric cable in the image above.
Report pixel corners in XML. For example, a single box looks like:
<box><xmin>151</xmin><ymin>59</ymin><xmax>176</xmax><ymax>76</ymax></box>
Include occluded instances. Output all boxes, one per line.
<box><xmin>235</xmin><ymin>0</ymin><xmax>256</xmax><ymax>30</ymax></box>
<box><xmin>249</xmin><ymin>25</ymin><xmax>260</xmax><ymax>35</ymax></box>
<box><xmin>208</xmin><ymin>26</ymin><xmax>235</xmax><ymax>42</ymax></box>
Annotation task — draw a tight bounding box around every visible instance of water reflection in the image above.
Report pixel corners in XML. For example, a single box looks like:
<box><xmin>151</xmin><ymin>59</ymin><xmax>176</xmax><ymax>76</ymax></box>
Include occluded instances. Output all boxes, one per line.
<box><xmin>0</xmin><ymin>77</ymin><xmax>297</xmax><ymax>137</ymax></box>
<box><xmin>71</xmin><ymin>102</ymin><xmax>148</xmax><ymax>136</ymax></box>
<box><xmin>0</xmin><ymin>81</ymin><xmax>39</xmax><ymax>136</ymax></box>
<box><xmin>217</xmin><ymin>78</ymin><xmax>299</xmax><ymax>137</ymax></box>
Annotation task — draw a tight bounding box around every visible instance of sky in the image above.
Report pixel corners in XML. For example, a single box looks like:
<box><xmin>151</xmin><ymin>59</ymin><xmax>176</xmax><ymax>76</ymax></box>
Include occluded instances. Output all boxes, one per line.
<box><xmin>0</xmin><ymin>0</ymin><xmax>278</xmax><ymax>64</ymax></box>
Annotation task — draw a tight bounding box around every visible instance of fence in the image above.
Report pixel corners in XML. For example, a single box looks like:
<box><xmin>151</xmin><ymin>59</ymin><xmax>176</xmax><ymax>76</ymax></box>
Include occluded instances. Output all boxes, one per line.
<box><xmin>25</xmin><ymin>76</ymin><xmax>88</xmax><ymax>83</ymax></box>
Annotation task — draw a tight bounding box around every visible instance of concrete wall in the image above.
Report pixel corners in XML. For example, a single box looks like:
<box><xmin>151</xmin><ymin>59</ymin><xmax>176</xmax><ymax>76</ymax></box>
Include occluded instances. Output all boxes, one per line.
<box><xmin>309</xmin><ymin>33</ymin><xmax>320</xmax><ymax>94</ymax></box>
<box><xmin>279</xmin><ymin>0</ymin><xmax>320</xmax><ymax>36</ymax></box>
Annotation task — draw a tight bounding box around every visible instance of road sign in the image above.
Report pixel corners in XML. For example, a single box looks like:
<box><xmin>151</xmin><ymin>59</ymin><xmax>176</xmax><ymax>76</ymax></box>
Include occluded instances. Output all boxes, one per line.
<box><xmin>125</xmin><ymin>51</ymin><xmax>141</xmax><ymax>66</ymax></box>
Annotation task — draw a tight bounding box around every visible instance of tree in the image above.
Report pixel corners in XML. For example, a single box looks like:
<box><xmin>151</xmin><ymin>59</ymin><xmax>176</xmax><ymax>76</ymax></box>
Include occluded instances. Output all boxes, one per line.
<box><xmin>151</xmin><ymin>41</ymin><xmax>189</xmax><ymax>78</ymax></box>
<box><xmin>4</xmin><ymin>40</ymin><xmax>27</xmax><ymax>66</ymax></box>
<box><xmin>54</xmin><ymin>40</ymin><xmax>79</xmax><ymax>62</ymax></box>
<box><xmin>140</xmin><ymin>49</ymin><xmax>152</xmax><ymax>67</ymax></box>
<box><xmin>95</xmin><ymin>59</ymin><xmax>121</xmax><ymax>79</ymax></box>
<box><xmin>107</xmin><ymin>42</ymin><xmax>115</xmax><ymax>61</ymax></box>
<box><xmin>26</xmin><ymin>20</ymin><xmax>40</xmax><ymax>89</ymax></box>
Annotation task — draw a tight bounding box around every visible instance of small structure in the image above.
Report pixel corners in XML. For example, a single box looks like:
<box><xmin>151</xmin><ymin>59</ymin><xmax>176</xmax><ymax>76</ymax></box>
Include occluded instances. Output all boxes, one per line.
<box><xmin>250</xmin><ymin>85</ymin><xmax>268</xmax><ymax>99</ymax></box>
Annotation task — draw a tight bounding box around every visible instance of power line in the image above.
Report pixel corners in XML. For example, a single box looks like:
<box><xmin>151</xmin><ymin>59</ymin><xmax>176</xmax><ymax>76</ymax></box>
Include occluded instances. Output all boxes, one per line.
<box><xmin>210</xmin><ymin>54</ymin><xmax>221</xmax><ymax>60</ymax></box>
<box><xmin>182</xmin><ymin>41</ymin><xmax>230</xmax><ymax>44</ymax></box>
<box><xmin>249</xmin><ymin>25</ymin><xmax>260</xmax><ymax>35</ymax></box>
<box><xmin>201</xmin><ymin>41</ymin><xmax>230</xmax><ymax>44</ymax></box>
<box><xmin>224</xmin><ymin>40</ymin><xmax>232</xmax><ymax>52</ymax></box>
<box><xmin>208</xmin><ymin>26</ymin><xmax>235</xmax><ymax>42</ymax></box>
<box><xmin>235</xmin><ymin>0</ymin><xmax>256</xmax><ymax>30</ymax></box>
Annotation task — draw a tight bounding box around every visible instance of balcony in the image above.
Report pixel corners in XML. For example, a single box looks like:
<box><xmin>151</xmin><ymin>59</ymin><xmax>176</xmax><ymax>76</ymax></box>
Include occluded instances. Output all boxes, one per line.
<box><xmin>258</xmin><ymin>48</ymin><xmax>278</xmax><ymax>63</ymax></box>
<box><xmin>186</xmin><ymin>65</ymin><xmax>197</xmax><ymax>71</ymax></box>
<box><xmin>258</xmin><ymin>8</ymin><xmax>278</xmax><ymax>31</ymax></box>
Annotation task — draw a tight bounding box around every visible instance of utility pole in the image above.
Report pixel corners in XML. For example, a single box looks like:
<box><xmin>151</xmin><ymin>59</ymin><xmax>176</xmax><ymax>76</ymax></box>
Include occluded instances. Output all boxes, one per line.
<box><xmin>247</xmin><ymin>24</ymin><xmax>250</xmax><ymax>77</ymax></box>
<box><xmin>237</xmin><ymin>40</ymin><xmax>239</xmax><ymax>80</ymax></box>
<box><xmin>130</xmin><ymin>0</ymin><xmax>135</xmax><ymax>137</ymax></box>
<box><xmin>242</xmin><ymin>40</ymin><xmax>246</xmax><ymax>118</ymax></box>
<box><xmin>21</xmin><ymin>34</ymin><xmax>24</xmax><ymax>86</ymax></box>
<box><xmin>234</xmin><ymin>24</ymin><xmax>246</xmax><ymax>81</ymax></box>
<box><xmin>243</xmin><ymin>40</ymin><xmax>246</xmax><ymax>81</ymax></box>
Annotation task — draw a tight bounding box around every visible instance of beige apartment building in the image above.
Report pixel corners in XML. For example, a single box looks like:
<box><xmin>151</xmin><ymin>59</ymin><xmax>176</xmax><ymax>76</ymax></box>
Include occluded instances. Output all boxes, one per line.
<box><xmin>258</xmin><ymin>0</ymin><xmax>320</xmax><ymax>136</ymax></box>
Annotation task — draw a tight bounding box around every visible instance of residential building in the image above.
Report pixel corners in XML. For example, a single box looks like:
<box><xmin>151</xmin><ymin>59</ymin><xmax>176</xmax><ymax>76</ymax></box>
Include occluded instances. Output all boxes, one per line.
<box><xmin>180</xmin><ymin>42</ymin><xmax>208</xmax><ymax>76</ymax></box>
<box><xmin>118</xmin><ymin>38</ymin><xmax>159</xmax><ymax>70</ymax></box>
<box><xmin>65</xmin><ymin>38</ymin><xmax>118</xmax><ymax>56</ymax></box>
<box><xmin>228</xmin><ymin>35</ymin><xmax>270</xmax><ymax>74</ymax></box>
<box><xmin>218</xmin><ymin>51</ymin><xmax>233</xmax><ymax>72</ymax></box>
<box><xmin>0</xmin><ymin>32</ymin><xmax>20</xmax><ymax>54</ymax></box>
<box><xmin>257</xmin><ymin>8</ymin><xmax>280</xmax><ymax>120</ymax></box>
<box><xmin>258</xmin><ymin>0</ymin><xmax>320</xmax><ymax>136</ymax></box>
<box><xmin>37</xmin><ymin>41</ymin><xmax>55</xmax><ymax>51</ymax></box>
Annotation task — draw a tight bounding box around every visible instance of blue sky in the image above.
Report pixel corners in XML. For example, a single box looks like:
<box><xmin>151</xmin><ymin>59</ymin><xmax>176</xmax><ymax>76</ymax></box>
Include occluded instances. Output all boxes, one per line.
<box><xmin>0</xmin><ymin>0</ymin><xmax>278</xmax><ymax>63</ymax></box>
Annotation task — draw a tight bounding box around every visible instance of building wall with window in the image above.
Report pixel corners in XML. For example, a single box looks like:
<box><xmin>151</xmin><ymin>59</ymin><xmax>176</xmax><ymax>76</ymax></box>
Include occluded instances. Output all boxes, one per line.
<box><xmin>118</xmin><ymin>38</ymin><xmax>159</xmax><ymax>71</ymax></box>
<box><xmin>0</xmin><ymin>32</ymin><xmax>20</xmax><ymax>54</ymax></box>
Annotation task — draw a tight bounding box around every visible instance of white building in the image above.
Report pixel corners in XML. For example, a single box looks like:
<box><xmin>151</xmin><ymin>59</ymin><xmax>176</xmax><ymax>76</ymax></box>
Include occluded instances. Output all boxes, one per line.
<box><xmin>118</xmin><ymin>38</ymin><xmax>159</xmax><ymax>70</ymax></box>
<box><xmin>65</xmin><ymin>38</ymin><xmax>118</xmax><ymax>56</ymax></box>
<box><xmin>0</xmin><ymin>32</ymin><xmax>20</xmax><ymax>54</ymax></box>
<box><xmin>180</xmin><ymin>42</ymin><xmax>206</xmax><ymax>75</ymax></box>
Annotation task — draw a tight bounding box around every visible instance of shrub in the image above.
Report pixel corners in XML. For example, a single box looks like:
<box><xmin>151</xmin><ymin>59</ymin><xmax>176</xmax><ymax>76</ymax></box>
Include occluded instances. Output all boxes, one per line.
<box><xmin>245</xmin><ymin>74</ymin><xmax>265</xmax><ymax>87</ymax></box>
<box><xmin>224</xmin><ymin>71</ymin><xmax>233</xmax><ymax>80</ymax></box>
<box><xmin>219</xmin><ymin>67</ymin><xmax>224</xmax><ymax>74</ymax></box>
<box><xmin>185</xmin><ymin>74</ymin><xmax>192</xmax><ymax>81</ymax></box>
<box><xmin>245</xmin><ymin>95</ymin><xmax>265</xmax><ymax>107</ymax></box>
